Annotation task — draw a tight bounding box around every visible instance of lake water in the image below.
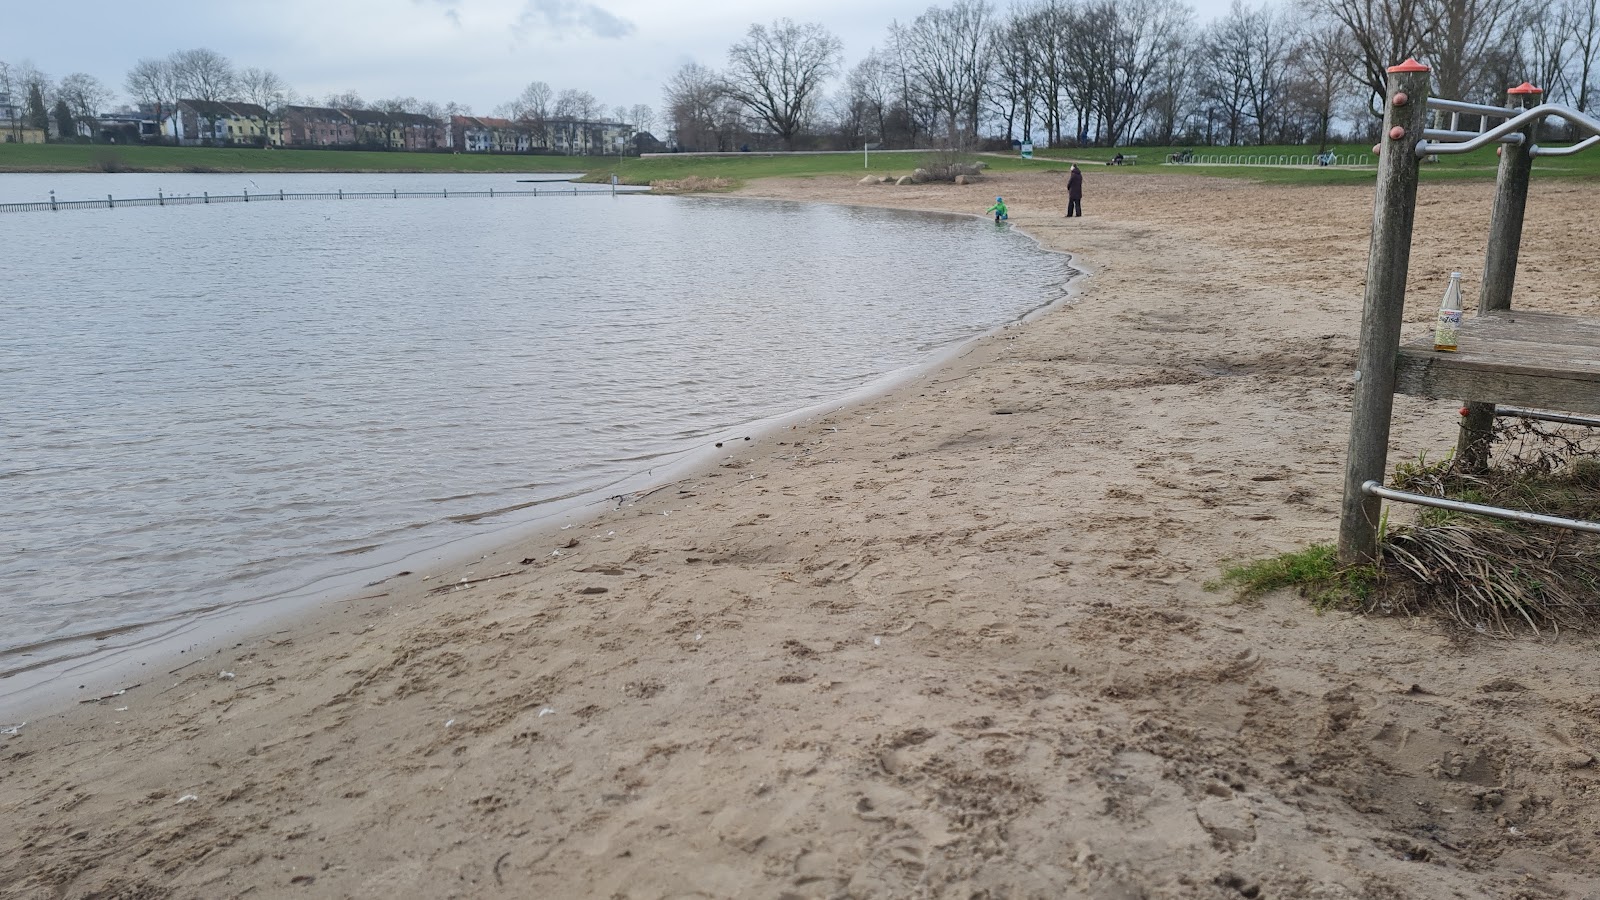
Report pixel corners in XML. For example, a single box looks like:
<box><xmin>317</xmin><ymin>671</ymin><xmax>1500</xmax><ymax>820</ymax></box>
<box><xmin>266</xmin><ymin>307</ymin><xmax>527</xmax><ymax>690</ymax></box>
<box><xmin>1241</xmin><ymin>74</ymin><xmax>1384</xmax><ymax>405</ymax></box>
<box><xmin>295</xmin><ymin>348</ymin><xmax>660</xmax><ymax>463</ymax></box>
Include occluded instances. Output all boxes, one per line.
<box><xmin>0</xmin><ymin>172</ymin><xmax>1074</xmax><ymax>706</ymax></box>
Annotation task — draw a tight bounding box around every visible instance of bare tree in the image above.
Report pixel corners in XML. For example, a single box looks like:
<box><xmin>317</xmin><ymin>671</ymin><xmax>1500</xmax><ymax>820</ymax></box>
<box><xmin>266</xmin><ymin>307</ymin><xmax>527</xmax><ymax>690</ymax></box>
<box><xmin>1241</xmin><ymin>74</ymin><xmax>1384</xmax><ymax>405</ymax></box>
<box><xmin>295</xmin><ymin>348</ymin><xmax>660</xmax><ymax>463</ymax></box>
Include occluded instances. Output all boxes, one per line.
<box><xmin>1567</xmin><ymin>0</ymin><xmax>1600</xmax><ymax>110</ymax></box>
<box><xmin>989</xmin><ymin>4</ymin><xmax>1046</xmax><ymax>144</ymax></box>
<box><xmin>125</xmin><ymin>57</ymin><xmax>178</xmax><ymax>141</ymax></box>
<box><xmin>1199</xmin><ymin>9</ymin><xmax>1256</xmax><ymax>144</ymax></box>
<box><xmin>170</xmin><ymin>48</ymin><xmax>236</xmax><ymax>102</ymax></box>
<box><xmin>1079</xmin><ymin>0</ymin><xmax>1190</xmax><ymax>146</ymax></box>
<box><xmin>1287</xmin><ymin>13</ymin><xmax>1361</xmax><ymax>149</ymax></box>
<box><xmin>1144</xmin><ymin>32</ymin><xmax>1199</xmax><ymax>143</ymax></box>
<box><xmin>629</xmin><ymin>103</ymin><xmax>656</xmax><ymax>135</ymax></box>
<box><xmin>893</xmin><ymin>1</ymin><xmax>995</xmax><ymax>142</ymax></box>
<box><xmin>237</xmin><ymin>67</ymin><xmax>288</xmax><ymax>112</ymax></box>
<box><xmin>325</xmin><ymin>90</ymin><xmax>365</xmax><ymax>109</ymax></box>
<box><xmin>664</xmin><ymin>61</ymin><xmax>736</xmax><ymax>150</ymax></box>
<box><xmin>56</xmin><ymin>73</ymin><xmax>112</xmax><ymax>122</ymax></box>
<box><xmin>1421</xmin><ymin>0</ymin><xmax>1521</xmax><ymax>101</ymax></box>
<box><xmin>723</xmin><ymin>18</ymin><xmax>843</xmax><ymax>149</ymax></box>
<box><xmin>1513</xmin><ymin>1</ymin><xmax>1572</xmax><ymax>103</ymax></box>
<box><xmin>1316</xmin><ymin>0</ymin><xmax>1430</xmax><ymax>113</ymax></box>
<box><xmin>374</xmin><ymin>96</ymin><xmax>422</xmax><ymax>114</ymax></box>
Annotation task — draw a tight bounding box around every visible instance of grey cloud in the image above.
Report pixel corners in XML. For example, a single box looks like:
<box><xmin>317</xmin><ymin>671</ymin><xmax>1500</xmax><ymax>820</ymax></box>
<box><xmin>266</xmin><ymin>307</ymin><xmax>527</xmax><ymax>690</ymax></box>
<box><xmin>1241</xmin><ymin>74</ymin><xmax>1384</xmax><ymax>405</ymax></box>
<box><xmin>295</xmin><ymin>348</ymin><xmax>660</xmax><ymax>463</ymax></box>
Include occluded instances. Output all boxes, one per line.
<box><xmin>413</xmin><ymin>0</ymin><xmax>462</xmax><ymax>27</ymax></box>
<box><xmin>513</xmin><ymin>0</ymin><xmax>635</xmax><ymax>40</ymax></box>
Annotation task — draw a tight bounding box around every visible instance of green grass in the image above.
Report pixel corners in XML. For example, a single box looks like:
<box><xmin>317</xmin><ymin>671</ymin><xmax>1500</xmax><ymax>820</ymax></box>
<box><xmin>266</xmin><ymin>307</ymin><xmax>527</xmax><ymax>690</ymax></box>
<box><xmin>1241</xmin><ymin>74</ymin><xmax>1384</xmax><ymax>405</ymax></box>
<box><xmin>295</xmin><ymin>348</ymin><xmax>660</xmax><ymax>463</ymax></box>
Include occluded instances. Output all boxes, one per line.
<box><xmin>11</xmin><ymin>136</ymin><xmax>1600</xmax><ymax>185</ymax></box>
<box><xmin>0</xmin><ymin>143</ymin><xmax>595</xmax><ymax>173</ymax></box>
<box><xmin>1215</xmin><ymin>544</ymin><xmax>1379</xmax><ymax>607</ymax></box>
<box><xmin>575</xmin><ymin>150</ymin><xmax>1044</xmax><ymax>187</ymax></box>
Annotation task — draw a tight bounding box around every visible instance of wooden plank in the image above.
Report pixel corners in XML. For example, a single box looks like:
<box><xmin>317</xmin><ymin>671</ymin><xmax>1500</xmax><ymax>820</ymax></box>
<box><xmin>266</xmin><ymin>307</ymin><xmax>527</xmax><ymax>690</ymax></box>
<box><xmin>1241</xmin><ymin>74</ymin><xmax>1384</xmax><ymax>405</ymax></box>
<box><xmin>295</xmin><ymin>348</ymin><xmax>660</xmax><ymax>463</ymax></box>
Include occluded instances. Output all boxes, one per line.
<box><xmin>1394</xmin><ymin>355</ymin><xmax>1600</xmax><ymax>413</ymax></box>
<box><xmin>1398</xmin><ymin>312</ymin><xmax>1600</xmax><ymax>384</ymax></box>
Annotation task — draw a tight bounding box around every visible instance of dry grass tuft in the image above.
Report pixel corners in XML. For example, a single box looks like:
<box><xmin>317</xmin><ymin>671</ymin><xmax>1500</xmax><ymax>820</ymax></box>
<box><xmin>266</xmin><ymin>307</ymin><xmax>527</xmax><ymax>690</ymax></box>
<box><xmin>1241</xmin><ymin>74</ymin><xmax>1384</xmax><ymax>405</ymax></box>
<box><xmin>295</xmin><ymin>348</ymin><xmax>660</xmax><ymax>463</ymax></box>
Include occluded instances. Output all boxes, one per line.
<box><xmin>1373</xmin><ymin>422</ymin><xmax>1600</xmax><ymax>635</ymax></box>
<box><xmin>649</xmin><ymin>176</ymin><xmax>735</xmax><ymax>194</ymax></box>
<box><xmin>1378</xmin><ymin>523</ymin><xmax>1600</xmax><ymax>635</ymax></box>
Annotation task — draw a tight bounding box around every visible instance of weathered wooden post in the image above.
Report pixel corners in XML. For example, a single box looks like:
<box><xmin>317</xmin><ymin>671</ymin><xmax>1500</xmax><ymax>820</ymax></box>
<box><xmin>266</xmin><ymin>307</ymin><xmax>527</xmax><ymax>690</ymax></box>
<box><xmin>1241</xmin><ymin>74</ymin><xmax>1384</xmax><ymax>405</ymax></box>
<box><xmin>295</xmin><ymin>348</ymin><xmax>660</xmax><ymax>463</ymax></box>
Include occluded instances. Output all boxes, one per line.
<box><xmin>1457</xmin><ymin>81</ymin><xmax>1542</xmax><ymax>471</ymax></box>
<box><xmin>1338</xmin><ymin>59</ymin><xmax>1434</xmax><ymax>565</ymax></box>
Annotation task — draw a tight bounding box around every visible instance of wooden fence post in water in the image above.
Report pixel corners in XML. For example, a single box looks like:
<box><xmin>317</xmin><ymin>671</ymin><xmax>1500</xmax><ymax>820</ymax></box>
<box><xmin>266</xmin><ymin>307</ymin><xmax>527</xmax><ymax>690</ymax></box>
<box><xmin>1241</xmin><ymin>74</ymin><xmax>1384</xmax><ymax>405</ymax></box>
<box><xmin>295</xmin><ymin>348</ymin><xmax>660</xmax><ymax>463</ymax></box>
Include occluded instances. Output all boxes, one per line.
<box><xmin>107</xmin><ymin>194</ymin><xmax>114</xmax><ymax>209</ymax></box>
<box><xmin>1338</xmin><ymin>60</ymin><xmax>1433</xmax><ymax>566</ymax></box>
<box><xmin>1458</xmin><ymin>82</ymin><xmax>1541</xmax><ymax>471</ymax></box>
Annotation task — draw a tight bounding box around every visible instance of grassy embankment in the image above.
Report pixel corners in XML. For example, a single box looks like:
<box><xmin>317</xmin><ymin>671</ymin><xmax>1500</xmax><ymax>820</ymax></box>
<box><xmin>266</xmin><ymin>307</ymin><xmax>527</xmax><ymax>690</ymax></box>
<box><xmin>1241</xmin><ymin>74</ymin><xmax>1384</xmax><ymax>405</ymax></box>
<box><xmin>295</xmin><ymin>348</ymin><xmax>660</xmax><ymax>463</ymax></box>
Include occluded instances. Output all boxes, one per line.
<box><xmin>7</xmin><ymin>139</ymin><xmax>1600</xmax><ymax>186</ymax></box>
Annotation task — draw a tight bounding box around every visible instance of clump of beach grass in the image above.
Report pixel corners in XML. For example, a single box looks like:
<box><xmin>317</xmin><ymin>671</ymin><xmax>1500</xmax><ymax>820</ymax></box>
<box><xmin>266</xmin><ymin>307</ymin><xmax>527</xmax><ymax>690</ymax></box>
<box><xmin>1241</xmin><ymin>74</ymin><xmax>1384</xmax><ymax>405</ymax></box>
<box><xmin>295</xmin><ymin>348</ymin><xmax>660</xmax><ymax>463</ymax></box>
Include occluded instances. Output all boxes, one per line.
<box><xmin>1221</xmin><ymin>420</ymin><xmax>1600</xmax><ymax>636</ymax></box>
<box><xmin>649</xmin><ymin>176</ymin><xmax>735</xmax><ymax>194</ymax></box>
<box><xmin>1217</xmin><ymin>544</ymin><xmax>1378</xmax><ymax>609</ymax></box>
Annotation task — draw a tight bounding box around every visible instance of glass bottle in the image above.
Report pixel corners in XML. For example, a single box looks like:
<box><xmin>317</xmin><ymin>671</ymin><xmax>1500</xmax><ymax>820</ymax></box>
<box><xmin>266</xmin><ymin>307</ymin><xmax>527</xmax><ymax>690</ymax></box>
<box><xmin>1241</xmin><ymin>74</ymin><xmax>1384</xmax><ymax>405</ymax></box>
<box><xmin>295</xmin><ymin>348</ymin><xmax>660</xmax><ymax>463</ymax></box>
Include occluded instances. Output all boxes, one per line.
<box><xmin>1433</xmin><ymin>271</ymin><xmax>1463</xmax><ymax>352</ymax></box>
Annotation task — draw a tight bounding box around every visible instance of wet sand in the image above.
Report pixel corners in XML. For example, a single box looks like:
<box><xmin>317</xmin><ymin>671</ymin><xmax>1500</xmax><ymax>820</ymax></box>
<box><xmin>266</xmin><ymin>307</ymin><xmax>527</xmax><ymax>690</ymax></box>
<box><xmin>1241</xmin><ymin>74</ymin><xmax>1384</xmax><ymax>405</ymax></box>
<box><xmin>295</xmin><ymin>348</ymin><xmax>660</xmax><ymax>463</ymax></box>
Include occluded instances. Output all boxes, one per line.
<box><xmin>3</xmin><ymin>170</ymin><xmax>1598</xmax><ymax>899</ymax></box>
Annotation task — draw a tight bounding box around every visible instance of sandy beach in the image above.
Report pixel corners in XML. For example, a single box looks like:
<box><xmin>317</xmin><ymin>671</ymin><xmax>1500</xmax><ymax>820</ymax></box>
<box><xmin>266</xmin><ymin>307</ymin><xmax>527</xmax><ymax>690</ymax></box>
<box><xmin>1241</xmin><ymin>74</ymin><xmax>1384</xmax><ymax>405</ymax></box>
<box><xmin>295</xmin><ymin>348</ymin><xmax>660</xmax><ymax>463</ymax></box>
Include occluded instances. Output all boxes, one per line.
<box><xmin>3</xmin><ymin>169</ymin><xmax>1598</xmax><ymax>899</ymax></box>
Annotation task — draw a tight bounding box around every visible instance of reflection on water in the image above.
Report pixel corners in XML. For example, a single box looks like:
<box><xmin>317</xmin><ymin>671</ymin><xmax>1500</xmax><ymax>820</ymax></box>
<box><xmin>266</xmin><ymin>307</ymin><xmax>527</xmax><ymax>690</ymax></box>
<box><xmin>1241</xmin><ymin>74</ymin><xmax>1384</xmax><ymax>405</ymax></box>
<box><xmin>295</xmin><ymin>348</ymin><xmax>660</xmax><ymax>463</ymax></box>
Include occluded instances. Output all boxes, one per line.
<box><xmin>0</xmin><ymin>175</ymin><xmax>1072</xmax><ymax>680</ymax></box>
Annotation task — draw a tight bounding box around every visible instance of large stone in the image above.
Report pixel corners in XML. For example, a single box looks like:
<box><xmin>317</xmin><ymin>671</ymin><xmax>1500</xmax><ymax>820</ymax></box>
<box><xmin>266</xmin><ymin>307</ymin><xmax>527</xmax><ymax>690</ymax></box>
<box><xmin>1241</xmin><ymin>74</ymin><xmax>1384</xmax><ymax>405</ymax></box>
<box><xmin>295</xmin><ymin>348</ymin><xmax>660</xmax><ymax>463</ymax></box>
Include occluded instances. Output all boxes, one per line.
<box><xmin>911</xmin><ymin>167</ymin><xmax>931</xmax><ymax>184</ymax></box>
<box><xmin>895</xmin><ymin>175</ymin><xmax>914</xmax><ymax>185</ymax></box>
<box><xmin>859</xmin><ymin>175</ymin><xmax>878</xmax><ymax>185</ymax></box>
<box><xmin>878</xmin><ymin>175</ymin><xmax>893</xmax><ymax>183</ymax></box>
<box><xmin>954</xmin><ymin>174</ymin><xmax>969</xmax><ymax>185</ymax></box>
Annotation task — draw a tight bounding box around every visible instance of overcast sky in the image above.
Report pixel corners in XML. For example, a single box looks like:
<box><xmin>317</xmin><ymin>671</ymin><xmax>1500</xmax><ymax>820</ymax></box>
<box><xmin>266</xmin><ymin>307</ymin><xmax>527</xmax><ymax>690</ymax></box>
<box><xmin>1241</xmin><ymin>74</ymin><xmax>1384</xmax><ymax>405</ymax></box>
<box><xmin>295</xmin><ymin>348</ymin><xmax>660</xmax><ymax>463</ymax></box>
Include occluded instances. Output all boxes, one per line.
<box><xmin>6</xmin><ymin>0</ymin><xmax>1238</xmax><ymax>118</ymax></box>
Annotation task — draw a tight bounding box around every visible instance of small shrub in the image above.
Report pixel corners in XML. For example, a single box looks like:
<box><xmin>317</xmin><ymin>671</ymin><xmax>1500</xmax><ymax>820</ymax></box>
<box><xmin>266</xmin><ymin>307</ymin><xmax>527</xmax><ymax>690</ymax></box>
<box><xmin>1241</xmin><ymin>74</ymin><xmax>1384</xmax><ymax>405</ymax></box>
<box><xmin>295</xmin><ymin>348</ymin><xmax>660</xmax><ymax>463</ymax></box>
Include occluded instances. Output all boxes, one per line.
<box><xmin>93</xmin><ymin>151</ymin><xmax>129</xmax><ymax>173</ymax></box>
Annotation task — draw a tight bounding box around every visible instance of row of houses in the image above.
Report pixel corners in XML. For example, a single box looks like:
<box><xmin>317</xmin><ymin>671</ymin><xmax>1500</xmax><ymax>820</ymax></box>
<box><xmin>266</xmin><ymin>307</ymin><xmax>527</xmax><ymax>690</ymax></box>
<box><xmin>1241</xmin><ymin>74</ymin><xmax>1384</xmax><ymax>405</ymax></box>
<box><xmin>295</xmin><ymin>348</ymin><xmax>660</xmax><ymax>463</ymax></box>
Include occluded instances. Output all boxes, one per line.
<box><xmin>159</xmin><ymin>99</ymin><xmax>633</xmax><ymax>154</ymax></box>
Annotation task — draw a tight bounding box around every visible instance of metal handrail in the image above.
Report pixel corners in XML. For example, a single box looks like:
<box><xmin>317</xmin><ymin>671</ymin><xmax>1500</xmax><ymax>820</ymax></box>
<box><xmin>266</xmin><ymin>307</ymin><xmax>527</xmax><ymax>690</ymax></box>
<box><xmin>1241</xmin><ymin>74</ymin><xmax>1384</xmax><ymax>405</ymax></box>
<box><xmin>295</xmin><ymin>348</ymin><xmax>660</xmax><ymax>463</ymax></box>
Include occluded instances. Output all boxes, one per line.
<box><xmin>1426</xmin><ymin>97</ymin><xmax>1517</xmax><ymax>118</ymax></box>
<box><xmin>1363</xmin><ymin>481</ymin><xmax>1600</xmax><ymax>534</ymax></box>
<box><xmin>1416</xmin><ymin>101</ymin><xmax>1600</xmax><ymax>156</ymax></box>
<box><xmin>1496</xmin><ymin>407</ymin><xmax>1600</xmax><ymax>428</ymax></box>
<box><xmin>1422</xmin><ymin>128</ymin><xmax>1524</xmax><ymax>144</ymax></box>
<box><xmin>1530</xmin><ymin>134</ymin><xmax>1600</xmax><ymax>157</ymax></box>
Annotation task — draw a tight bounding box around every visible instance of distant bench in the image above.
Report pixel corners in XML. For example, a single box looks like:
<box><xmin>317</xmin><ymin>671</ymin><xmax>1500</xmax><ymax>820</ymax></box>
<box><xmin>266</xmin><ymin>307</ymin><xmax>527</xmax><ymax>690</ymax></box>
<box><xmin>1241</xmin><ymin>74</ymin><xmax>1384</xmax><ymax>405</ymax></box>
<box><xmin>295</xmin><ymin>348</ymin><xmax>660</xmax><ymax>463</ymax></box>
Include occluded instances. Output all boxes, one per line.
<box><xmin>1109</xmin><ymin>154</ymin><xmax>1138</xmax><ymax>165</ymax></box>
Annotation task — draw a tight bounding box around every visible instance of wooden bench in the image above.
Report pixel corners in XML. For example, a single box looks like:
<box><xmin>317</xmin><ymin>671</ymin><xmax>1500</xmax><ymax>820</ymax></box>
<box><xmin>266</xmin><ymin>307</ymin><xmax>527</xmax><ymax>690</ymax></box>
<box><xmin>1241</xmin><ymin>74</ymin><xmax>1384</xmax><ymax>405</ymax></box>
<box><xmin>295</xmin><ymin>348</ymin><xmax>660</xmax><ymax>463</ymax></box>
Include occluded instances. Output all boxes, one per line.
<box><xmin>1395</xmin><ymin>310</ymin><xmax>1600</xmax><ymax>414</ymax></box>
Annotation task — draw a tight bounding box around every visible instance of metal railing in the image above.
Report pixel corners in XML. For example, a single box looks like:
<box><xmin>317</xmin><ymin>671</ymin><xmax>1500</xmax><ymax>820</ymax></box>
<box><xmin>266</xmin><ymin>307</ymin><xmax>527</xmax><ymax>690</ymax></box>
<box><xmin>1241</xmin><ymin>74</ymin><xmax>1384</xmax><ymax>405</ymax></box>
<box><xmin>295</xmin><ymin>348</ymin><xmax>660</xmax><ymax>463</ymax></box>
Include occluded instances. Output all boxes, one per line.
<box><xmin>1417</xmin><ymin>97</ymin><xmax>1600</xmax><ymax>157</ymax></box>
<box><xmin>1175</xmin><ymin>152</ymin><xmax>1376</xmax><ymax>167</ymax></box>
<box><xmin>0</xmin><ymin>184</ymin><xmax>650</xmax><ymax>214</ymax></box>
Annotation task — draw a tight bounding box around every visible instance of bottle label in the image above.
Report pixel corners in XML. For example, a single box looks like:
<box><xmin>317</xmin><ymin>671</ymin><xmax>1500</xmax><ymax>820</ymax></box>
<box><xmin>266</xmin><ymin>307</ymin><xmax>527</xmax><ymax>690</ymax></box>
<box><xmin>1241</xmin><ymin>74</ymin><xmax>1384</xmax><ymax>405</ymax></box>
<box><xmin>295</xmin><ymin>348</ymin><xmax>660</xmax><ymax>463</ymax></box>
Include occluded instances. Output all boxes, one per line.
<box><xmin>1434</xmin><ymin>309</ymin><xmax>1462</xmax><ymax>350</ymax></box>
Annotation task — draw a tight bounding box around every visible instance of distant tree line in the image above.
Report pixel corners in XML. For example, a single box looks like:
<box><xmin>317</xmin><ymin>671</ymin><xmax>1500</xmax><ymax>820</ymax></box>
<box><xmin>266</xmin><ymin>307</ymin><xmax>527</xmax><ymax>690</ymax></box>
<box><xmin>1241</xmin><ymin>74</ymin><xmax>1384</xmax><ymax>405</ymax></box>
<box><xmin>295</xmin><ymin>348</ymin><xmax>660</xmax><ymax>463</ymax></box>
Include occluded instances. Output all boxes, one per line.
<box><xmin>666</xmin><ymin>0</ymin><xmax>1600</xmax><ymax>152</ymax></box>
<box><xmin>0</xmin><ymin>49</ymin><xmax>656</xmax><ymax>149</ymax></box>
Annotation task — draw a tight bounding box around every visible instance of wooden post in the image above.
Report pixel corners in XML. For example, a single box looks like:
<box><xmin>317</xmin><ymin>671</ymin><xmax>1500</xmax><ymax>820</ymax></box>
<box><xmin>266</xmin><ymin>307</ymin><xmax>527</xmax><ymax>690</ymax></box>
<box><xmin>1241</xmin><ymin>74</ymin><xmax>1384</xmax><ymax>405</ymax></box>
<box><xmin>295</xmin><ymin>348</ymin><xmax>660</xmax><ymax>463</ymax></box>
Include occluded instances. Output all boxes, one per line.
<box><xmin>1458</xmin><ymin>81</ymin><xmax>1542</xmax><ymax>471</ymax></box>
<box><xmin>1338</xmin><ymin>60</ymin><xmax>1433</xmax><ymax>566</ymax></box>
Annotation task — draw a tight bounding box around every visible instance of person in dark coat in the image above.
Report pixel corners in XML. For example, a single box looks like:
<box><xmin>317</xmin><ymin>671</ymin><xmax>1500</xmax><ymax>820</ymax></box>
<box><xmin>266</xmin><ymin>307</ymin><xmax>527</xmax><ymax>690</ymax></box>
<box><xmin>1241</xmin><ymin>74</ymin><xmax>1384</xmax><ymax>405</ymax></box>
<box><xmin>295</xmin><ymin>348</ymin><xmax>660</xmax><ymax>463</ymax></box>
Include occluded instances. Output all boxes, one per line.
<box><xmin>1065</xmin><ymin>164</ymin><xmax>1083</xmax><ymax>217</ymax></box>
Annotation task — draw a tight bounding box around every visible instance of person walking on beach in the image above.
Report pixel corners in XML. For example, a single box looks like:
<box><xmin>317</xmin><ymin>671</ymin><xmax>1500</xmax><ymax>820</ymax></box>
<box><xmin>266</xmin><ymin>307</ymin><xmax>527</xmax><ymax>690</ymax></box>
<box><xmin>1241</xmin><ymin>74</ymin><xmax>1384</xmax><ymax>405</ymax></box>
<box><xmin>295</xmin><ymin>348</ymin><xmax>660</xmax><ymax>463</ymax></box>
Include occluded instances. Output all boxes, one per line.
<box><xmin>1066</xmin><ymin>165</ymin><xmax>1083</xmax><ymax>217</ymax></box>
<box><xmin>988</xmin><ymin>196</ymin><xmax>1009</xmax><ymax>224</ymax></box>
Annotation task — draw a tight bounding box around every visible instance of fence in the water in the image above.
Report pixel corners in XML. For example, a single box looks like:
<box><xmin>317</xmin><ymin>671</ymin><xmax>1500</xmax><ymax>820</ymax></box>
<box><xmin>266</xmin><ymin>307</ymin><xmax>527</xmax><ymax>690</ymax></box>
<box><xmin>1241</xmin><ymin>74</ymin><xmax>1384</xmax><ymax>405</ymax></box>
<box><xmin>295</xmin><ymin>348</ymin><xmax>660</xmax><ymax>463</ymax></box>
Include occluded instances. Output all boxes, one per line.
<box><xmin>0</xmin><ymin>184</ymin><xmax>650</xmax><ymax>214</ymax></box>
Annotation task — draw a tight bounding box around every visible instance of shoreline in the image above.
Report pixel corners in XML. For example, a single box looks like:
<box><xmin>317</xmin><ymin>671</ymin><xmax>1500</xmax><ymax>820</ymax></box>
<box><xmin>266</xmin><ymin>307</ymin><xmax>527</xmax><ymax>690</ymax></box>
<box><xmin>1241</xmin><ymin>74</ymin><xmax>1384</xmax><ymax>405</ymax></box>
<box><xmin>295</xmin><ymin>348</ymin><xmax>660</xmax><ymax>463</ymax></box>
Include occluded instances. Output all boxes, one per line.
<box><xmin>3</xmin><ymin>171</ymin><xmax>1597</xmax><ymax>897</ymax></box>
<box><xmin>0</xmin><ymin>199</ymin><xmax>1084</xmax><ymax>723</ymax></box>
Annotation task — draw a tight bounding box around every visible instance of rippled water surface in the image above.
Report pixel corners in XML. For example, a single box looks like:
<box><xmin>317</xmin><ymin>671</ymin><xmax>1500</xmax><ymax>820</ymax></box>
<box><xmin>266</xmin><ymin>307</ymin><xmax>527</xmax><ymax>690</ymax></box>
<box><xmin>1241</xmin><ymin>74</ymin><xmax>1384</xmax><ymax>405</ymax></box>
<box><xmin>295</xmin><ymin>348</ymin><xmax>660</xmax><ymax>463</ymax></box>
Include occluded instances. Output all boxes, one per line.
<box><xmin>0</xmin><ymin>172</ymin><xmax>1072</xmax><ymax>686</ymax></box>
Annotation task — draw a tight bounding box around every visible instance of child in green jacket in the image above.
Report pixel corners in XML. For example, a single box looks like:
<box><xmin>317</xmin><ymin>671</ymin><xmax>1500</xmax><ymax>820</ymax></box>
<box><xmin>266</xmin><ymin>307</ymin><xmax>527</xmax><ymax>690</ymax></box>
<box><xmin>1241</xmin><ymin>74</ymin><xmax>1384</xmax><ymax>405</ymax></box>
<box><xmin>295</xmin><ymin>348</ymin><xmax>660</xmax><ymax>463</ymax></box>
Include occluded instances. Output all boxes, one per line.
<box><xmin>987</xmin><ymin>196</ymin><xmax>1009</xmax><ymax>223</ymax></box>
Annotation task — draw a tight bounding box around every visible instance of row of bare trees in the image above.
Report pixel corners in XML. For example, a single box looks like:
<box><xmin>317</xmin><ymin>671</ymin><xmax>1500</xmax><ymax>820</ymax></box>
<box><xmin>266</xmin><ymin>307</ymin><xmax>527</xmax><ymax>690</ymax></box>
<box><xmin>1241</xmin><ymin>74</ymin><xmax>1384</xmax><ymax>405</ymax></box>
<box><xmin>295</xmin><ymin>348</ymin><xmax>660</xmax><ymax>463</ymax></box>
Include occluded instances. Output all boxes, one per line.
<box><xmin>667</xmin><ymin>0</ymin><xmax>1600</xmax><ymax>152</ymax></box>
<box><xmin>493</xmin><ymin>81</ymin><xmax>654</xmax><ymax>150</ymax></box>
<box><xmin>1</xmin><ymin>59</ymin><xmax>115</xmax><ymax>140</ymax></box>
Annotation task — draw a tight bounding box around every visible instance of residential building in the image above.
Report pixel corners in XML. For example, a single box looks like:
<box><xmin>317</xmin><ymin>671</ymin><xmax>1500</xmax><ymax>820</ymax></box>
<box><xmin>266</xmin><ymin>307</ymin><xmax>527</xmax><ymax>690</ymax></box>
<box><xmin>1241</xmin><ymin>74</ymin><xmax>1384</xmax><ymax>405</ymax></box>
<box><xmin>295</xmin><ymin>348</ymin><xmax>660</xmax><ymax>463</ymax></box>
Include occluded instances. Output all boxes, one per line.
<box><xmin>545</xmin><ymin>118</ymin><xmax>633</xmax><ymax>156</ymax></box>
<box><xmin>166</xmin><ymin>99</ymin><xmax>281</xmax><ymax>146</ymax></box>
<box><xmin>0</xmin><ymin>91</ymin><xmax>46</xmax><ymax>144</ymax></box>
<box><xmin>390</xmin><ymin>111</ymin><xmax>445</xmax><ymax>150</ymax></box>
<box><xmin>281</xmin><ymin>106</ymin><xmax>356</xmax><ymax>147</ymax></box>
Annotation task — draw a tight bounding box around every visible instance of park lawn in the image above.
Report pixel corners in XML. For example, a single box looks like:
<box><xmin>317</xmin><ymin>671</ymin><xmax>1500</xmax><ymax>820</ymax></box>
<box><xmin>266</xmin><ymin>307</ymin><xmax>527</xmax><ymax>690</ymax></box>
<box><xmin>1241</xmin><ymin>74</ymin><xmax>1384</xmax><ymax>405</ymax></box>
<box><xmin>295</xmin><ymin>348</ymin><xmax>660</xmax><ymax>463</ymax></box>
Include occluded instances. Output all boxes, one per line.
<box><xmin>7</xmin><ymin>140</ymin><xmax>1597</xmax><ymax>186</ymax></box>
<box><xmin>578</xmin><ymin>151</ymin><xmax>1045</xmax><ymax>187</ymax></box>
<box><xmin>0</xmin><ymin>143</ymin><xmax>591</xmax><ymax>173</ymax></box>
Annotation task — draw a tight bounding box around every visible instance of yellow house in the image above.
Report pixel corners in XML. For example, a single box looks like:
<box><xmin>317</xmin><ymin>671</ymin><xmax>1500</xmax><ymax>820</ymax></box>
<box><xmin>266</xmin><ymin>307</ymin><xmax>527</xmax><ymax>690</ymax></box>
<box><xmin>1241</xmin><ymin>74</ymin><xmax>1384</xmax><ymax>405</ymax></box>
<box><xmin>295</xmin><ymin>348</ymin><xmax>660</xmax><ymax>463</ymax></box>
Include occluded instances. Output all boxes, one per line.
<box><xmin>2</xmin><ymin>124</ymin><xmax>47</xmax><ymax>143</ymax></box>
<box><xmin>171</xmin><ymin>100</ymin><xmax>284</xmax><ymax>147</ymax></box>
